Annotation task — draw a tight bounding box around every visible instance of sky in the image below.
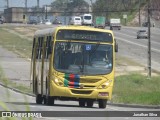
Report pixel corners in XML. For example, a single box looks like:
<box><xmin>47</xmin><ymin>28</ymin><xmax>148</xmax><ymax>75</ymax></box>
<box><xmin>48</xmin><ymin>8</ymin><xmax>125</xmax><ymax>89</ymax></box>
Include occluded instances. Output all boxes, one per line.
<box><xmin>0</xmin><ymin>0</ymin><xmax>96</xmax><ymax>11</ymax></box>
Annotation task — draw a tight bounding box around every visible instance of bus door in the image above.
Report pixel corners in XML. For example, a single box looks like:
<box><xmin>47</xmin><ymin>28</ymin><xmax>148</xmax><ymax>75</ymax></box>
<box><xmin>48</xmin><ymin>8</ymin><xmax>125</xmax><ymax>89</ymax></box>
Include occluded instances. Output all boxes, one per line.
<box><xmin>31</xmin><ymin>38</ymin><xmax>36</xmax><ymax>93</ymax></box>
<box><xmin>43</xmin><ymin>36</ymin><xmax>52</xmax><ymax>95</ymax></box>
<box><xmin>36</xmin><ymin>37</ymin><xmax>44</xmax><ymax>94</ymax></box>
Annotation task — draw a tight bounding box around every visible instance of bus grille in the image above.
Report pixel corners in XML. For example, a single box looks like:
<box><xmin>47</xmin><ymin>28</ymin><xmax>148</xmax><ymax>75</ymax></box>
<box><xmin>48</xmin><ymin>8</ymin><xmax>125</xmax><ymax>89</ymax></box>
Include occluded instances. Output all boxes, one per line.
<box><xmin>71</xmin><ymin>90</ymin><xmax>92</xmax><ymax>94</ymax></box>
<box><xmin>80</xmin><ymin>78</ymin><xmax>101</xmax><ymax>83</ymax></box>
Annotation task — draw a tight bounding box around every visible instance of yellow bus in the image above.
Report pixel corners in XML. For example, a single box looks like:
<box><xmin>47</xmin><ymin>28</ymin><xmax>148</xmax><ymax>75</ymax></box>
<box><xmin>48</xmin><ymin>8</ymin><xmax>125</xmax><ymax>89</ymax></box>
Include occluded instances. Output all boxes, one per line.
<box><xmin>30</xmin><ymin>26</ymin><xmax>118</xmax><ymax>108</ymax></box>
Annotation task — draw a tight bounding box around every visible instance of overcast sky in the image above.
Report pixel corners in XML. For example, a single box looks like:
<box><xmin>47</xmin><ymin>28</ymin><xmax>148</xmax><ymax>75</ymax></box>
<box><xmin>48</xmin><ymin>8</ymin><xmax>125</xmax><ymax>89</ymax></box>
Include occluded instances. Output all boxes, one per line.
<box><xmin>0</xmin><ymin>0</ymin><xmax>96</xmax><ymax>11</ymax></box>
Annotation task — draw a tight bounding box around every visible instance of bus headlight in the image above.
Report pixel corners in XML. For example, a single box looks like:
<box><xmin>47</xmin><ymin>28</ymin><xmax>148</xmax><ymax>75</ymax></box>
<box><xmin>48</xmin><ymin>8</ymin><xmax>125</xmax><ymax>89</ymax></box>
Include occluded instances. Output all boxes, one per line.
<box><xmin>98</xmin><ymin>80</ymin><xmax>112</xmax><ymax>89</ymax></box>
<box><xmin>54</xmin><ymin>78</ymin><xmax>63</xmax><ymax>86</ymax></box>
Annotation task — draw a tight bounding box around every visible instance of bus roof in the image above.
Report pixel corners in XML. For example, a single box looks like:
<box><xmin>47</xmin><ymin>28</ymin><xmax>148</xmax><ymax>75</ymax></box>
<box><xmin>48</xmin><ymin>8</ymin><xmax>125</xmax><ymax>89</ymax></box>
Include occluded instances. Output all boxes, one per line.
<box><xmin>34</xmin><ymin>26</ymin><xmax>113</xmax><ymax>37</ymax></box>
<box><xmin>34</xmin><ymin>27</ymin><xmax>56</xmax><ymax>37</ymax></box>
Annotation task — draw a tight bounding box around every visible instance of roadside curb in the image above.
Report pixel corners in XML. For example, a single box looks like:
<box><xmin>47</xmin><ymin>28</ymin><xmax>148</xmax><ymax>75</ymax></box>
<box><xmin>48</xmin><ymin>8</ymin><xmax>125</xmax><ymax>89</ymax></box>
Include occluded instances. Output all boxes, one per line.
<box><xmin>0</xmin><ymin>82</ymin><xmax>35</xmax><ymax>97</ymax></box>
<box><xmin>1</xmin><ymin>82</ymin><xmax>160</xmax><ymax>109</ymax></box>
<box><xmin>108</xmin><ymin>103</ymin><xmax>160</xmax><ymax>109</ymax></box>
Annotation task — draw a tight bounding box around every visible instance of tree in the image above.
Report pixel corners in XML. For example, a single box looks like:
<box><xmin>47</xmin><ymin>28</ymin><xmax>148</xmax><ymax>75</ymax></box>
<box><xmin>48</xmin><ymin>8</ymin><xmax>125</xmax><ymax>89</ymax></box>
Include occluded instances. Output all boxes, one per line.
<box><xmin>92</xmin><ymin>0</ymin><xmax>142</xmax><ymax>18</ymax></box>
<box><xmin>50</xmin><ymin>0</ymin><xmax>89</xmax><ymax>16</ymax></box>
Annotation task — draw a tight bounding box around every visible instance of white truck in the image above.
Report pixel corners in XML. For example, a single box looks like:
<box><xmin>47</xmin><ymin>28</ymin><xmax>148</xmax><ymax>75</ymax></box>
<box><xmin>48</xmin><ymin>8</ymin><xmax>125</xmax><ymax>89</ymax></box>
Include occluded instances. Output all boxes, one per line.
<box><xmin>110</xmin><ymin>18</ymin><xmax>121</xmax><ymax>30</ymax></box>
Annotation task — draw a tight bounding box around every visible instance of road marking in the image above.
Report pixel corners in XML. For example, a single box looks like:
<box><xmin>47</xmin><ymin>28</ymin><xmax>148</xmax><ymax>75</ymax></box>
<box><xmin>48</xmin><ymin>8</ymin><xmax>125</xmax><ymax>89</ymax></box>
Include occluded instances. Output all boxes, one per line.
<box><xmin>39</xmin><ymin>117</ymin><xmax>69</xmax><ymax>120</ymax></box>
<box><xmin>107</xmin><ymin>105</ymin><xmax>119</xmax><ymax>111</ymax></box>
<box><xmin>117</xmin><ymin>37</ymin><xmax>160</xmax><ymax>53</ymax></box>
<box><xmin>30</xmin><ymin>105</ymin><xmax>37</xmax><ymax>108</ymax></box>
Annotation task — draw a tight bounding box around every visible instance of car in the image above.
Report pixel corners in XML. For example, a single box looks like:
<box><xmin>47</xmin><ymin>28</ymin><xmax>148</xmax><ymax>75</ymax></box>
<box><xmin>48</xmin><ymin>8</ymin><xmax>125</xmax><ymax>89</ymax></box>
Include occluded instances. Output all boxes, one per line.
<box><xmin>142</xmin><ymin>22</ymin><xmax>155</xmax><ymax>27</ymax></box>
<box><xmin>27</xmin><ymin>20</ymin><xmax>38</xmax><ymax>25</ymax></box>
<box><xmin>137</xmin><ymin>30</ymin><xmax>148</xmax><ymax>39</ymax></box>
<box><xmin>142</xmin><ymin>22</ymin><xmax>148</xmax><ymax>27</ymax></box>
<box><xmin>44</xmin><ymin>19</ymin><xmax>52</xmax><ymax>25</ymax></box>
<box><xmin>69</xmin><ymin>16</ymin><xmax>82</xmax><ymax>25</ymax></box>
<box><xmin>52</xmin><ymin>19</ymin><xmax>62</xmax><ymax>25</ymax></box>
<box><xmin>0</xmin><ymin>18</ymin><xmax>4</xmax><ymax>24</ymax></box>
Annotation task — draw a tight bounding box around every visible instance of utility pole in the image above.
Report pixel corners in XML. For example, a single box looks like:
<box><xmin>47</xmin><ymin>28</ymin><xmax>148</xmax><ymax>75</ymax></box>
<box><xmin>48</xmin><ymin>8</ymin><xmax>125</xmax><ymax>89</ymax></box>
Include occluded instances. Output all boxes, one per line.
<box><xmin>37</xmin><ymin>0</ymin><xmax>40</xmax><ymax>9</ymax></box>
<box><xmin>64</xmin><ymin>0</ymin><xmax>68</xmax><ymax>25</ymax></box>
<box><xmin>90</xmin><ymin>0</ymin><xmax>93</xmax><ymax>13</ymax></box>
<box><xmin>37</xmin><ymin>0</ymin><xmax>40</xmax><ymax>21</ymax></box>
<box><xmin>147</xmin><ymin>0</ymin><xmax>151</xmax><ymax>78</ymax></box>
<box><xmin>45</xmin><ymin>5</ymin><xmax>48</xmax><ymax>19</ymax></box>
<box><xmin>25</xmin><ymin>0</ymin><xmax>27</xmax><ymax>9</ymax></box>
<box><xmin>6</xmin><ymin>0</ymin><xmax>9</xmax><ymax>8</ymax></box>
<box><xmin>139</xmin><ymin>0</ymin><xmax>141</xmax><ymax>26</ymax></box>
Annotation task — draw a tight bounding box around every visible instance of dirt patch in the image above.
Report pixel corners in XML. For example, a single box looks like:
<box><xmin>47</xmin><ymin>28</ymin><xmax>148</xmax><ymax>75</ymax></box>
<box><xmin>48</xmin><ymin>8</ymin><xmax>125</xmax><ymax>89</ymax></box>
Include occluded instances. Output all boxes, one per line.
<box><xmin>14</xmin><ymin>27</ymin><xmax>37</xmax><ymax>38</ymax></box>
<box><xmin>115</xmin><ymin>65</ymin><xmax>159</xmax><ymax>76</ymax></box>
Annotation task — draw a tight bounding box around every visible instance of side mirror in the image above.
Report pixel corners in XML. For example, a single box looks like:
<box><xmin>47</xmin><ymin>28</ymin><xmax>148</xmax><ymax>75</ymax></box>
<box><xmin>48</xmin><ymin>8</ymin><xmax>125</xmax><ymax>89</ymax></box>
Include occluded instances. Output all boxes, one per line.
<box><xmin>115</xmin><ymin>39</ymin><xmax>118</xmax><ymax>52</ymax></box>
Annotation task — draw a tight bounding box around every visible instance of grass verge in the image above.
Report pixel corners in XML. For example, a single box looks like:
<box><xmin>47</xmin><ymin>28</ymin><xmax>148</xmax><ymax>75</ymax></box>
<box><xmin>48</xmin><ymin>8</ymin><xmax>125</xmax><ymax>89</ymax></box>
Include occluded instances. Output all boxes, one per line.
<box><xmin>0</xmin><ymin>28</ymin><xmax>32</xmax><ymax>58</ymax></box>
<box><xmin>112</xmin><ymin>73</ymin><xmax>160</xmax><ymax>105</ymax></box>
<box><xmin>0</xmin><ymin>67</ymin><xmax>32</xmax><ymax>119</ymax></box>
<box><xmin>0</xmin><ymin>66</ymin><xmax>32</xmax><ymax>93</ymax></box>
<box><xmin>0</xmin><ymin>27</ymin><xmax>32</xmax><ymax>93</ymax></box>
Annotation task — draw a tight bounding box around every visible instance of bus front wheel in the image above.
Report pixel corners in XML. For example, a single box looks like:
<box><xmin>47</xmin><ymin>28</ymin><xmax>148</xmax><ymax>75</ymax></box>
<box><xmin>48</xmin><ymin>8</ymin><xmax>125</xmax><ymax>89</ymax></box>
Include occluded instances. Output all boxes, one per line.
<box><xmin>98</xmin><ymin>99</ymin><xmax>107</xmax><ymax>108</ymax></box>
<box><xmin>79</xmin><ymin>100</ymin><xmax>85</xmax><ymax>107</ymax></box>
<box><xmin>86</xmin><ymin>100</ymin><xmax>94</xmax><ymax>108</ymax></box>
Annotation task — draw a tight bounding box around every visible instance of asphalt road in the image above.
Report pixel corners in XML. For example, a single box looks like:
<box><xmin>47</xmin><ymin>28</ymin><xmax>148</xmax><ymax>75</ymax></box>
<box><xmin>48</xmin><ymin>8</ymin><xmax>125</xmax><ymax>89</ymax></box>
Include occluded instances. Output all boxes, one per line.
<box><xmin>0</xmin><ymin>25</ymin><xmax>160</xmax><ymax>120</ymax></box>
<box><xmin>111</xmin><ymin>26</ymin><xmax>160</xmax><ymax>73</ymax></box>
<box><xmin>0</xmin><ymin>85</ymin><xmax>160</xmax><ymax>120</ymax></box>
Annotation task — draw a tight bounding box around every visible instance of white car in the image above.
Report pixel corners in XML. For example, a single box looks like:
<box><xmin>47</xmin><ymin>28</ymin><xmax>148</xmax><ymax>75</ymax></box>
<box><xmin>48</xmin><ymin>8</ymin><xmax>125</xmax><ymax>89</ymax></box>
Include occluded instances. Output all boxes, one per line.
<box><xmin>137</xmin><ymin>30</ymin><xmax>148</xmax><ymax>39</ymax></box>
<box><xmin>44</xmin><ymin>19</ymin><xmax>52</xmax><ymax>25</ymax></box>
<box><xmin>69</xmin><ymin>16</ymin><xmax>82</xmax><ymax>25</ymax></box>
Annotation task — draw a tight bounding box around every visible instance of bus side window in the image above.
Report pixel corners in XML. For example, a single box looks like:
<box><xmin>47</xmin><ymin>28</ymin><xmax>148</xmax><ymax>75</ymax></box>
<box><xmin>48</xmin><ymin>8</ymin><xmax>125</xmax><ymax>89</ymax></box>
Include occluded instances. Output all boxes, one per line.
<box><xmin>48</xmin><ymin>36</ymin><xmax>53</xmax><ymax>54</ymax></box>
<box><xmin>45</xmin><ymin>36</ymin><xmax>52</xmax><ymax>59</ymax></box>
<box><xmin>40</xmin><ymin>37</ymin><xmax>44</xmax><ymax>59</ymax></box>
<box><xmin>32</xmin><ymin>38</ymin><xmax>36</xmax><ymax>59</ymax></box>
<box><xmin>36</xmin><ymin>37</ymin><xmax>40</xmax><ymax>59</ymax></box>
<box><xmin>36</xmin><ymin>37</ymin><xmax>44</xmax><ymax>59</ymax></box>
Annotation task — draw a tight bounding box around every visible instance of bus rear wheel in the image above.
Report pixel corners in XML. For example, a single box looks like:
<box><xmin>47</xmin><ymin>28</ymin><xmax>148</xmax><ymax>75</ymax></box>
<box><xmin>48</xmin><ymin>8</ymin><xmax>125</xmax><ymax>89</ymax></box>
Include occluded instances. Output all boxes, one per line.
<box><xmin>36</xmin><ymin>94</ymin><xmax>43</xmax><ymax>104</ymax></box>
<box><xmin>46</xmin><ymin>96</ymin><xmax>54</xmax><ymax>106</ymax></box>
<box><xmin>98</xmin><ymin>99</ymin><xmax>107</xmax><ymax>108</ymax></box>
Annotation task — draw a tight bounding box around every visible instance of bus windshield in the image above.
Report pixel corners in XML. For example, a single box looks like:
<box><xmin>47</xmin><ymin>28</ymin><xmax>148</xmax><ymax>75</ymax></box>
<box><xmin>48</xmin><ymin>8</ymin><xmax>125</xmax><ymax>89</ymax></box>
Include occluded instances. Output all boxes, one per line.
<box><xmin>56</xmin><ymin>30</ymin><xmax>113</xmax><ymax>42</ymax></box>
<box><xmin>84</xmin><ymin>16</ymin><xmax>91</xmax><ymax>20</ymax></box>
<box><xmin>54</xmin><ymin>42</ymin><xmax>113</xmax><ymax>75</ymax></box>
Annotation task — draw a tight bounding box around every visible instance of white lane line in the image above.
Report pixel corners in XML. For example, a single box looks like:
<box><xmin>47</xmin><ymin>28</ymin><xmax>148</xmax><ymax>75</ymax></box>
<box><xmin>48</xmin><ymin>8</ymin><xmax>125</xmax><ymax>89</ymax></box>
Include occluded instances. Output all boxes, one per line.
<box><xmin>29</xmin><ymin>105</ymin><xmax>37</xmax><ymax>108</ymax></box>
<box><xmin>38</xmin><ymin>117</ymin><xmax>69</xmax><ymax>120</ymax></box>
<box><xmin>107</xmin><ymin>105</ymin><xmax>119</xmax><ymax>111</ymax></box>
<box><xmin>117</xmin><ymin>37</ymin><xmax>160</xmax><ymax>53</ymax></box>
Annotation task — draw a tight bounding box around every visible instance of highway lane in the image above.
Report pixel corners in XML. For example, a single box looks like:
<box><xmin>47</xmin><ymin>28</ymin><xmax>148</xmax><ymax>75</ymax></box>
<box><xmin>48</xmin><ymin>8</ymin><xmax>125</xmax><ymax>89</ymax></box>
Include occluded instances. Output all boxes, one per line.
<box><xmin>0</xmin><ymin>85</ymin><xmax>160</xmax><ymax>120</ymax></box>
<box><xmin>111</xmin><ymin>26</ymin><xmax>160</xmax><ymax>72</ymax></box>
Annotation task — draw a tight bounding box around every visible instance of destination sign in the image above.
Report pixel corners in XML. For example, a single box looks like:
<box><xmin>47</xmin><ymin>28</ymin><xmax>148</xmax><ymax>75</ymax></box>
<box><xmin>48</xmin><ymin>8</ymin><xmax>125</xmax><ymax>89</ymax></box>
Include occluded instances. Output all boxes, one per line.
<box><xmin>56</xmin><ymin>30</ymin><xmax>113</xmax><ymax>42</ymax></box>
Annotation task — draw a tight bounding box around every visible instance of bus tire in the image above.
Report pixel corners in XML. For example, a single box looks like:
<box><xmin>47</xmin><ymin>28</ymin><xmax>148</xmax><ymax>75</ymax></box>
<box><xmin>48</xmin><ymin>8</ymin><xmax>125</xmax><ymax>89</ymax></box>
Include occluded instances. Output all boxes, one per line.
<box><xmin>79</xmin><ymin>100</ymin><xmax>85</xmax><ymax>107</ymax></box>
<box><xmin>43</xmin><ymin>95</ymin><xmax>46</xmax><ymax>104</ymax></box>
<box><xmin>36</xmin><ymin>94</ymin><xmax>43</xmax><ymax>104</ymax></box>
<box><xmin>98</xmin><ymin>99</ymin><xmax>107</xmax><ymax>108</ymax></box>
<box><xmin>86</xmin><ymin>100</ymin><xmax>94</xmax><ymax>108</ymax></box>
<box><xmin>46</xmin><ymin>96</ymin><xmax>54</xmax><ymax>106</ymax></box>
